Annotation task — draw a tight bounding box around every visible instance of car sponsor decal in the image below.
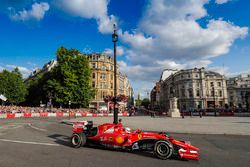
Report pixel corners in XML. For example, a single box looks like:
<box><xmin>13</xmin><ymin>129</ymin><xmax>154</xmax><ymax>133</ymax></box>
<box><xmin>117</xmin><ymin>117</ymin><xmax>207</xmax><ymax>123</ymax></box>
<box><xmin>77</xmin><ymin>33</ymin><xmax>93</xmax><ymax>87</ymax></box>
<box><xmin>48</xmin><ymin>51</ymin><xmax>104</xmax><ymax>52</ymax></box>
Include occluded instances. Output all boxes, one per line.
<box><xmin>132</xmin><ymin>142</ymin><xmax>139</xmax><ymax>150</ymax></box>
<box><xmin>115</xmin><ymin>136</ymin><xmax>124</xmax><ymax>144</ymax></box>
<box><xmin>103</xmin><ymin>126</ymin><xmax>108</xmax><ymax>132</ymax></box>
<box><xmin>109</xmin><ymin>137</ymin><xmax>113</xmax><ymax>142</ymax></box>
<box><xmin>138</xmin><ymin>134</ymin><xmax>142</xmax><ymax>139</ymax></box>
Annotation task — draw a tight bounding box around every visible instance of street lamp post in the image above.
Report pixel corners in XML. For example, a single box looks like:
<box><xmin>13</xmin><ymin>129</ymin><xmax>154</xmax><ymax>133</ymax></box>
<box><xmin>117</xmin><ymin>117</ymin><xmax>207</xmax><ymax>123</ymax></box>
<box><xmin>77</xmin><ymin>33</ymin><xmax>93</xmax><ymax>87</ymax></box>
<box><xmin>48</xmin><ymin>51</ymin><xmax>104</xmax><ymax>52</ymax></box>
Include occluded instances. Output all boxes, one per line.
<box><xmin>112</xmin><ymin>24</ymin><xmax>118</xmax><ymax>124</ymax></box>
<box><xmin>213</xmin><ymin>87</ymin><xmax>217</xmax><ymax>116</ymax></box>
<box><xmin>68</xmin><ymin>100</ymin><xmax>71</xmax><ymax>120</ymax></box>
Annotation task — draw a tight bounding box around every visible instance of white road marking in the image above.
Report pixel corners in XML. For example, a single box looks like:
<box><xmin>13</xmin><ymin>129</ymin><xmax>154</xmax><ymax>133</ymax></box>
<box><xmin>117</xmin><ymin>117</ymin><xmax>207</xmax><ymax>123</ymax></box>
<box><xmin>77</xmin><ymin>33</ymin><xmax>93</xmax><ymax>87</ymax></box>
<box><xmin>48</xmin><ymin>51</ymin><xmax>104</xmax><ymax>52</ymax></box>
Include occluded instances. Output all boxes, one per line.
<box><xmin>0</xmin><ymin>125</ymin><xmax>22</xmax><ymax>130</ymax></box>
<box><xmin>0</xmin><ymin>138</ymin><xmax>60</xmax><ymax>146</ymax></box>
<box><xmin>28</xmin><ymin>123</ymin><xmax>47</xmax><ymax>132</ymax></box>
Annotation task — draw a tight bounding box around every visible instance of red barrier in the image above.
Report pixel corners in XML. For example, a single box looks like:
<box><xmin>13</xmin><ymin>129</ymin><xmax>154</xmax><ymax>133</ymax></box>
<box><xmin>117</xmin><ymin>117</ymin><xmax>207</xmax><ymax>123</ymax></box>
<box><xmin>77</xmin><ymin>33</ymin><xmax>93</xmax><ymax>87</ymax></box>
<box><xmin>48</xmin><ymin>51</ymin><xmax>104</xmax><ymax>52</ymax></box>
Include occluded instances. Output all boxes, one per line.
<box><xmin>39</xmin><ymin>112</ymin><xmax>48</xmax><ymax>117</ymax></box>
<box><xmin>1</xmin><ymin>112</ymin><xmax>130</xmax><ymax>119</ymax></box>
<box><xmin>56</xmin><ymin>112</ymin><xmax>64</xmax><ymax>117</ymax></box>
<box><xmin>122</xmin><ymin>113</ymin><xmax>128</xmax><ymax>116</ymax></box>
<box><xmin>81</xmin><ymin>113</ymin><xmax>87</xmax><ymax>117</ymax></box>
<box><xmin>6</xmin><ymin>113</ymin><xmax>15</xmax><ymax>118</ymax></box>
<box><xmin>92</xmin><ymin>113</ymin><xmax>98</xmax><ymax>117</ymax></box>
<box><xmin>24</xmin><ymin>113</ymin><xmax>32</xmax><ymax>118</ymax></box>
<box><xmin>69</xmin><ymin>112</ymin><xmax>75</xmax><ymax>117</ymax></box>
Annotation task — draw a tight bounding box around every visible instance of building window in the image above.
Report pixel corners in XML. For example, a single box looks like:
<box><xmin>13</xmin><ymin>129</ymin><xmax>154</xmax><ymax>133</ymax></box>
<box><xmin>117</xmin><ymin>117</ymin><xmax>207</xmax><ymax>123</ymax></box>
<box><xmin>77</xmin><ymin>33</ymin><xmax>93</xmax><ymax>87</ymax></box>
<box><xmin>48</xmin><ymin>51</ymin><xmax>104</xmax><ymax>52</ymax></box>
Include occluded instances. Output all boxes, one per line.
<box><xmin>101</xmin><ymin>65</ymin><xmax>106</xmax><ymax>70</ymax></box>
<box><xmin>196</xmin><ymin>89</ymin><xmax>200</xmax><ymax>97</ymax></box>
<box><xmin>100</xmin><ymin>73</ymin><xmax>106</xmax><ymax>80</ymax></box>
<box><xmin>92</xmin><ymin>63</ymin><xmax>96</xmax><ymax>69</ymax></box>
<box><xmin>100</xmin><ymin>82</ymin><xmax>106</xmax><ymax>89</ymax></box>
<box><xmin>217</xmin><ymin>82</ymin><xmax>221</xmax><ymax>87</ymax></box>
<box><xmin>188</xmin><ymin>89</ymin><xmax>193</xmax><ymax>97</ymax></box>
<box><xmin>188</xmin><ymin>82</ymin><xmax>192</xmax><ymax>88</ymax></box>
<box><xmin>219</xmin><ymin>90</ymin><xmax>222</xmax><ymax>97</ymax></box>
<box><xmin>92</xmin><ymin>81</ymin><xmax>95</xmax><ymax>88</ymax></box>
<box><xmin>99</xmin><ymin>55</ymin><xmax>105</xmax><ymax>61</ymax></box>
<box><xmin>195</xmin><ymin>74</ymin><xmax>199</xmax><ymax>78</ymax></box>
<box><xmin>211</xmin><ymin>90</ymin><xmax>215</xmax><ymax>97</ymax></box>
<box><xmin>110</xmin><ymin>83</ymin><xmax>113</xmax><ymax>89</ymax></box>
<box><xmin>110</xmin><ymin>65</ymin><xmax>113</xmax><ymax>71</ymax></box>
<box><xmin>92</xmin><ymin>56</ymin><xmax>96</xmax><ymax>61</ymax></box>
<box><xmin>210</xmin><ymin>82</ymin><xmax>214</xmax><ymax>87</ymax></box>
<box><xmin>110</xmin><ymin>74</ymin><xmax>113</xmax><ymax>80</ymax></box>
<box><xmin>92</xmin><ymin>73</ymin><xmax>95</xmax><ymax>79</ymax></box>
<box><xmin>230</xmin><ymin>96</ymin><xmax>234</xmax><ymax>101</ymax></box>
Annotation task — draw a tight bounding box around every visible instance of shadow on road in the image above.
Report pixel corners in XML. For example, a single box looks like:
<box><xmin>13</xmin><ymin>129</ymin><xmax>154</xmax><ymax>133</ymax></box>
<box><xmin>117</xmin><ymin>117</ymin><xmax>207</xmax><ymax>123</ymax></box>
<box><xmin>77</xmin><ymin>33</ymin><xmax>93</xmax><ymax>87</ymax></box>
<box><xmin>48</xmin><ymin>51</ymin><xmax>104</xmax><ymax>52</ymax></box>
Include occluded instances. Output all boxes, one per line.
<box><xmin>48</xmin><ymin>133</ymin><xmax>187</xmax><ymax>161</ymax></box>
<box><xmin>233</xmin><ymin>122</ymin><xmax>250</xmax><ymax>124</ymax></box>
<box><xmin>48</xmin><ymin>134</ymin><xmax>71</xmax><ymax>147</ymax></box>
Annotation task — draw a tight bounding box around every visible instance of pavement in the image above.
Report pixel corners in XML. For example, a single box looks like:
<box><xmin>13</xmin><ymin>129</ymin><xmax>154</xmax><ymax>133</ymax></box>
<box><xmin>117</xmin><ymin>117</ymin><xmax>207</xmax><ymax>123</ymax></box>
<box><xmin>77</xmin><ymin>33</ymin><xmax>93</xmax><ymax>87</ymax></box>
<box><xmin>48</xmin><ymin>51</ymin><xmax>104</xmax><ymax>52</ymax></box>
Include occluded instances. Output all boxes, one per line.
<box><xmin>62</xmin><ymin>116</ymin><xmax>250</xmax><ymax>136</ymax></box>
<box><xmin>1</xmin><ymin>118</ymin><xmax>250</xmax><ymax>167</ymax></box>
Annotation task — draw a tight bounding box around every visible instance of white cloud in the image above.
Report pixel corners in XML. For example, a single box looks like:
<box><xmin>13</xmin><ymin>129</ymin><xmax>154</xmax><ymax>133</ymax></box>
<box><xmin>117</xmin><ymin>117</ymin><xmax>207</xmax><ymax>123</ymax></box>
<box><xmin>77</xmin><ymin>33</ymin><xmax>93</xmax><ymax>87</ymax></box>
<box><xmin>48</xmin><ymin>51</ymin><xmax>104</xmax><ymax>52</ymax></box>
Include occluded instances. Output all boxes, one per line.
<box><xmin>215</xmin><ymin>0</ymin><xmax>231</xmax><ymax>4</ymax></box>
<box><xmin>208</xmin><ymin>66</ymin><xmax>229</xmax><ymax>75</ymax></box>
<box><xmin>5</xmin><ymin>65</ymin><xmax>32</xmax><ymax>78</ymax></box>
<box><xmin>54</xmin><ymin>0</ymin><xmax>116</xmax><ymax>34</ymax></box>
<box><xmin>104</xmin><ymin>46</ymin><xmax>125</xmax><ymax>56</ymax></box>
<box><xmin>119</xmin><ymin>0</ymin><xmax>248</xmax><ymax>96</ymax></box>
<box><xmin>9</xmin><ymin>2</ymin><xmax>50</xmax><ymax>21</ymax></box>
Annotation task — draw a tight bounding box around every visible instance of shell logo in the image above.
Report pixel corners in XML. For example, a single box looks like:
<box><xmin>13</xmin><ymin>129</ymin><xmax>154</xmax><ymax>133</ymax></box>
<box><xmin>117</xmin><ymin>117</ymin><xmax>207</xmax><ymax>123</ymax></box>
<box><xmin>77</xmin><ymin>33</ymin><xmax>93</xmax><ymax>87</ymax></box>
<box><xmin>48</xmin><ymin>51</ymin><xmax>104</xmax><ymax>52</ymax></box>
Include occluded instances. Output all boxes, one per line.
<box><xmin>138</xmin><ymin>134</ymin><xmax>142</xmax><ymax>139</ymax></box>
<box><xmin>103</xmin><ymin>126</ymin><xmax>107</xmax><ymax>131</ymax></box>
<box><xmin>115</xmin><ymin>136</ymin><xmax>124</xmax><ymax>144</ymax></box>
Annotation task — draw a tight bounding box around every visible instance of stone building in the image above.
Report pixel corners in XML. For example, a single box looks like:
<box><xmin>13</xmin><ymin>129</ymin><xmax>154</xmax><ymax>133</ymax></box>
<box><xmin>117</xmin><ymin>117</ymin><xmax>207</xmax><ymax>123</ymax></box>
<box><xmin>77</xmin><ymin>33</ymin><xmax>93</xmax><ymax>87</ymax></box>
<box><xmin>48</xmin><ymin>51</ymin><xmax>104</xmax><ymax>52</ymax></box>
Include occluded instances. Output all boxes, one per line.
<box><xmin>150</xmin><ymin>82</ymin><xmax>161</xmax><ymax>110</ymax></box>
<box><xmin>86</xmin><ymin>53</ymin><xmax>133</xmax><ymax>111</ymax></box>
<box><xmin>27</xmin><ymin>54</ymin><xmax>133</xmax><ymax>111</ymax></box>
<box><xmin>159</xmin><ymin>68</ymin><xmax>228</xmax><ymax>112</ymax></box>
<box><xmin>227</xmin><ymin>74</ymin><xmax>250</xmax><ymax>109</ymax></box>
<box><xmin>25</xmin><ymin>60</ymin><xmax>58</xmax><ymax>81</ymax></box>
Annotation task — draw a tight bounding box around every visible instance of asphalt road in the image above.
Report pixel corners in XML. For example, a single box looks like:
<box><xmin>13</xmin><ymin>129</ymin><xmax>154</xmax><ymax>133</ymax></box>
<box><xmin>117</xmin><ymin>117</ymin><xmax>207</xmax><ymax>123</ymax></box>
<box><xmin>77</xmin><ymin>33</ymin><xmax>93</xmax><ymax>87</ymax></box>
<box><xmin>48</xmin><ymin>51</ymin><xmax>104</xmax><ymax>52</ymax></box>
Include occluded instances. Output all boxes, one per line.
<box><xmin>0</xmin><ymin>118</ymin><xmax>250</xmax><ymax>167</ymax></box>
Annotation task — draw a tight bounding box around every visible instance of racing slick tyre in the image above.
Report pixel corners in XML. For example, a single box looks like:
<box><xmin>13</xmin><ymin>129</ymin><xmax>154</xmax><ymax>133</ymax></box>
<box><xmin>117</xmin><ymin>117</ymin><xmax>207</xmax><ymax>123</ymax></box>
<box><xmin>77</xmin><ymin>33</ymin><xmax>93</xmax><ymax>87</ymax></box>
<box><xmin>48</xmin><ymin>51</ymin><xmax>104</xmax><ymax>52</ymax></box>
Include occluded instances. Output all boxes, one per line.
<box><xmin>71</xmin><ymin>133</ymin><xmax>87</xmax><ymax>148</ymax></box>
<box><xmin>154</xmin><ymin>140</ymin><xmax>173</xmax><ymax>160</ymax></box>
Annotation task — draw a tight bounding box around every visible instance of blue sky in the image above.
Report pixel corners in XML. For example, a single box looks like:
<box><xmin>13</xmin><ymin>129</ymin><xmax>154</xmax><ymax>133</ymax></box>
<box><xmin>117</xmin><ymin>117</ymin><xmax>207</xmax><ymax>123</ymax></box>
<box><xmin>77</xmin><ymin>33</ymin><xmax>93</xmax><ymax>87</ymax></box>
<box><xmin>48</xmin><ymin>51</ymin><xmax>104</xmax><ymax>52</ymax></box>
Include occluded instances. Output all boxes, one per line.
<box><xmin>0</xmin><ymin>0</ymin><xmax>249</xmax><ymax>97</ymax></box>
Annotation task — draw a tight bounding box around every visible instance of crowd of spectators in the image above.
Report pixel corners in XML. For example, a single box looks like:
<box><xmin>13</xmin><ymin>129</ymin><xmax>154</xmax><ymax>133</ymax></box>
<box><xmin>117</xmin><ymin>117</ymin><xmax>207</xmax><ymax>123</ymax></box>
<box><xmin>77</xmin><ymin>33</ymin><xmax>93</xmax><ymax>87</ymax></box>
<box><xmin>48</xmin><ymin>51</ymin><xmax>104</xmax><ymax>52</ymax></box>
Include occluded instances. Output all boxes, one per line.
<box><xmin>0</xmin><ymin>105</ymin><xmax>92</xmax><ymax>114</ymax></box>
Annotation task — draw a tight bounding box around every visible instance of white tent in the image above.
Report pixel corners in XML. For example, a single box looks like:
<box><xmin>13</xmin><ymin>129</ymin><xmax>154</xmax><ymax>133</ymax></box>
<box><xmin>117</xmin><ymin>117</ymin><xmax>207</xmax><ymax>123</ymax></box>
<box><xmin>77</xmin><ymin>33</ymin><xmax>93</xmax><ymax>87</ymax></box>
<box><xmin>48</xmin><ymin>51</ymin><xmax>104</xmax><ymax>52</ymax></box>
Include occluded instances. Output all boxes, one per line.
<box><xmin>0</xmin><ymin>94</ymin><xmax>7</xmax><ymax>101</ymax></box>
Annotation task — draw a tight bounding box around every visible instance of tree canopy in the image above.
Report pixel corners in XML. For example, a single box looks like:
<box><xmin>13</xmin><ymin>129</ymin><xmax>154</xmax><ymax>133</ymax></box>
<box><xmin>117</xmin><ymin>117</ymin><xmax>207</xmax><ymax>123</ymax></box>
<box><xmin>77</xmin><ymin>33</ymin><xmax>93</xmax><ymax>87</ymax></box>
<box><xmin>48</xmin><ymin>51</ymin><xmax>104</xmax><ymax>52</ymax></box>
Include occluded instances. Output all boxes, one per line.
<box><xmin>25</xmin><ymin>47</ymin><xmax>95</xmax><ymax>108</ymax></box>
<box><xmin>141</xmin><ymin>98</ymin><xmax>150</xmax><ymax>108</ymax></box>
<box><xmin>0</xmin><ymin>68</ymin><xmax>27</xmax><ymax>105</ymax></box>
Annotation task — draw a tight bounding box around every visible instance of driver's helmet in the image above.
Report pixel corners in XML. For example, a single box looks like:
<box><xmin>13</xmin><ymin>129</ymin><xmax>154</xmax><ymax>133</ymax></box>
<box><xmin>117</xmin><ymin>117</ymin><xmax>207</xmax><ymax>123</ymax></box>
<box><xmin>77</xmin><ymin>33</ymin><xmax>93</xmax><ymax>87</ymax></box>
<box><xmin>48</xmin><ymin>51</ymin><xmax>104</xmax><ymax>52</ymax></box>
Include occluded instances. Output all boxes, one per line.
<box><xmin>124</xmin><ymin>127</ymin><xmax>131</xmax><ymax>133</ymax></box>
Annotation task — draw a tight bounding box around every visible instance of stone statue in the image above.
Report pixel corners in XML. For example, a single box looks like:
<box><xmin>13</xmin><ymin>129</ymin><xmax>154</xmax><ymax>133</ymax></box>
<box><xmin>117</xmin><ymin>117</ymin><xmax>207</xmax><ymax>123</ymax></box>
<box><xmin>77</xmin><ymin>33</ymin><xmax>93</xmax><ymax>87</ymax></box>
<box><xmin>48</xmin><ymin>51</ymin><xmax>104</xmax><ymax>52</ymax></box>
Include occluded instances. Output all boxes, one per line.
<box><xmin>168</xmin><ymin>97</ymin><xmax>181</xmax><ymax>118</ymax></box>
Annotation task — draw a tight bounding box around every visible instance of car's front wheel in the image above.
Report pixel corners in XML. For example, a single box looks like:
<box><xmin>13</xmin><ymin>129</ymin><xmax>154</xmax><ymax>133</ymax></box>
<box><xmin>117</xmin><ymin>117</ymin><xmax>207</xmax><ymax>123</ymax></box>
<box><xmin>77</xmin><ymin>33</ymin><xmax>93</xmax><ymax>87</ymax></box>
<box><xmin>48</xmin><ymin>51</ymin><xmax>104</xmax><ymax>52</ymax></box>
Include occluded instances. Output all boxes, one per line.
<box><xmin>154</xmin><ymin>140</ymin><xmax>173</xmax><ymax>160</ymax></box>
<box><xmin>71</xmin><ymin>133</ymin><xmax>87</xmax><ymax>148</ymax></box>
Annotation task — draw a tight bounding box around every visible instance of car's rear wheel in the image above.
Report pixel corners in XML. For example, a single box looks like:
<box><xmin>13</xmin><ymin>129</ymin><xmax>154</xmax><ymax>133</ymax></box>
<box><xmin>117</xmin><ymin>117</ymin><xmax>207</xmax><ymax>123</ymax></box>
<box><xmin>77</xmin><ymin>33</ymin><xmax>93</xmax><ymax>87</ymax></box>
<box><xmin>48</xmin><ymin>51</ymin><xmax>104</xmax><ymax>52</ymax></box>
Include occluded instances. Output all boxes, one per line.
<box><xmin>71</xmin><ymin>133</ymin><xmax>87</xmax><ymax>148</ymax></box>
<box><xmin>154</xmin><ymin>140</ymin><xmax>173</xmax><ymax>160</ymax></box>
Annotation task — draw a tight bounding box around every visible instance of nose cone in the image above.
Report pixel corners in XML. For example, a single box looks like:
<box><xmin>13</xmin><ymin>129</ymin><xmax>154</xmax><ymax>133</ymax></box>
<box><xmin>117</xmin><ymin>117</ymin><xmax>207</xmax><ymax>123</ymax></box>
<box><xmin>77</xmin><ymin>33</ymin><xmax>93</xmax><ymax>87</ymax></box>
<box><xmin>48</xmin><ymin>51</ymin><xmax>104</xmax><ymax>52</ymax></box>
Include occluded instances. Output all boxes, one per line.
<box><xmin>189</xmin><ymin>144</ymin><xmax>200</xmax><ymax>151</ymax></box>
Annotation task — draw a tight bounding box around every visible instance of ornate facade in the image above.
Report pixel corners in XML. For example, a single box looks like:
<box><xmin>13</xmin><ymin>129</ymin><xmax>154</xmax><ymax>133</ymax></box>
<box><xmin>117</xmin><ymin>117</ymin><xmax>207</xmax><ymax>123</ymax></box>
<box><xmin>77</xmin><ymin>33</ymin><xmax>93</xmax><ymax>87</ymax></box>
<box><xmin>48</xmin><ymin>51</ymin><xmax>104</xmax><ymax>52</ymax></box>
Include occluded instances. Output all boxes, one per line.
<box><xmin>227</xmin><ymin>74</ymin><xmax>250</xmax><ymax>109</ymax></box>
<box><xmin>159</xmin><ymin>68</ymin><xmax>228</xmax><ymax>112</ymax></box>
<box><xmin>86</xmin><ymin>53</ymin><xmax>133</xmax><ymax>111</ymax></box>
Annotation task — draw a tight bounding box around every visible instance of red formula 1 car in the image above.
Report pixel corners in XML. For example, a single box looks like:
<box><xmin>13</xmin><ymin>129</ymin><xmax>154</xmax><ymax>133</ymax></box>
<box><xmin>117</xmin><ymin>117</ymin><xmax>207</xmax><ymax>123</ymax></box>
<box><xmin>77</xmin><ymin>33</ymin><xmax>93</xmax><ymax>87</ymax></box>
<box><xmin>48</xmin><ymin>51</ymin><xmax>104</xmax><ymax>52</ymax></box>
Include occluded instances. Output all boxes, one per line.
<box><xmin>70</xmin><ymin>121</ymin><xmax>199</xmax><ymax>160</ymax></box>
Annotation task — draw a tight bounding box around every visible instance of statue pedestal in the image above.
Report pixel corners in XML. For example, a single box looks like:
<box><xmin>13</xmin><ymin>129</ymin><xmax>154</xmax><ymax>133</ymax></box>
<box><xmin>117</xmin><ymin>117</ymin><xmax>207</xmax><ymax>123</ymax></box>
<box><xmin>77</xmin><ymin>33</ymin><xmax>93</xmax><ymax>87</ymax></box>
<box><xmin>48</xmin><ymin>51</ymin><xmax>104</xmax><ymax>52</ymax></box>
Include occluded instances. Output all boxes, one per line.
<box><xmin>168</xmin><ymin>97</ymin><xmax>181</xmax><ymax>118</ymax></box>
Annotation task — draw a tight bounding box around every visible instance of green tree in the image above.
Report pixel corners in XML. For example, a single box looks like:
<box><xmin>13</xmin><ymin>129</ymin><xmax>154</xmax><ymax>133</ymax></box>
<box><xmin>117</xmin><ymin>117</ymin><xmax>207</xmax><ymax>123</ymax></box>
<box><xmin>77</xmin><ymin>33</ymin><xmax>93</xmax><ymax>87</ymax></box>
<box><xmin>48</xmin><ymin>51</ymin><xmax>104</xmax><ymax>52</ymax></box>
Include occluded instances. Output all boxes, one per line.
<box><xmin>45</xmin><ymin>47</ymin><xmax>95</xmax><ymax>107</ymax></box>
<box><xmin>141</xmin><ymin>98</ymin><xmax>150</xmax><ymax>108</ymax></box>
<box><xmin>25</xmin><ymin>73</ymin><xmax>47</xmax><ymax>106</ymax></box>
<box><xmin>0</xmin><ymin>68</ymin><xmax>27</xmax><ymax>105</ymax></box>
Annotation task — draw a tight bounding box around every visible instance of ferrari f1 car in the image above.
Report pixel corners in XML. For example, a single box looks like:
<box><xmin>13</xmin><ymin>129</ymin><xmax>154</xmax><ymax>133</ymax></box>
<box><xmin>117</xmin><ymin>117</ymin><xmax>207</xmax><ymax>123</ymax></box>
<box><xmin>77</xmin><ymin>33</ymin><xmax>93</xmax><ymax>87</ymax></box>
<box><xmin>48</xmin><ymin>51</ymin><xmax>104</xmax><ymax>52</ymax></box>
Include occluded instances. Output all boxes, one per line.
<box><xmin>70</xmin><ymin>121</ymin><xmax>199</xmax><ymax>160</ymax></box>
